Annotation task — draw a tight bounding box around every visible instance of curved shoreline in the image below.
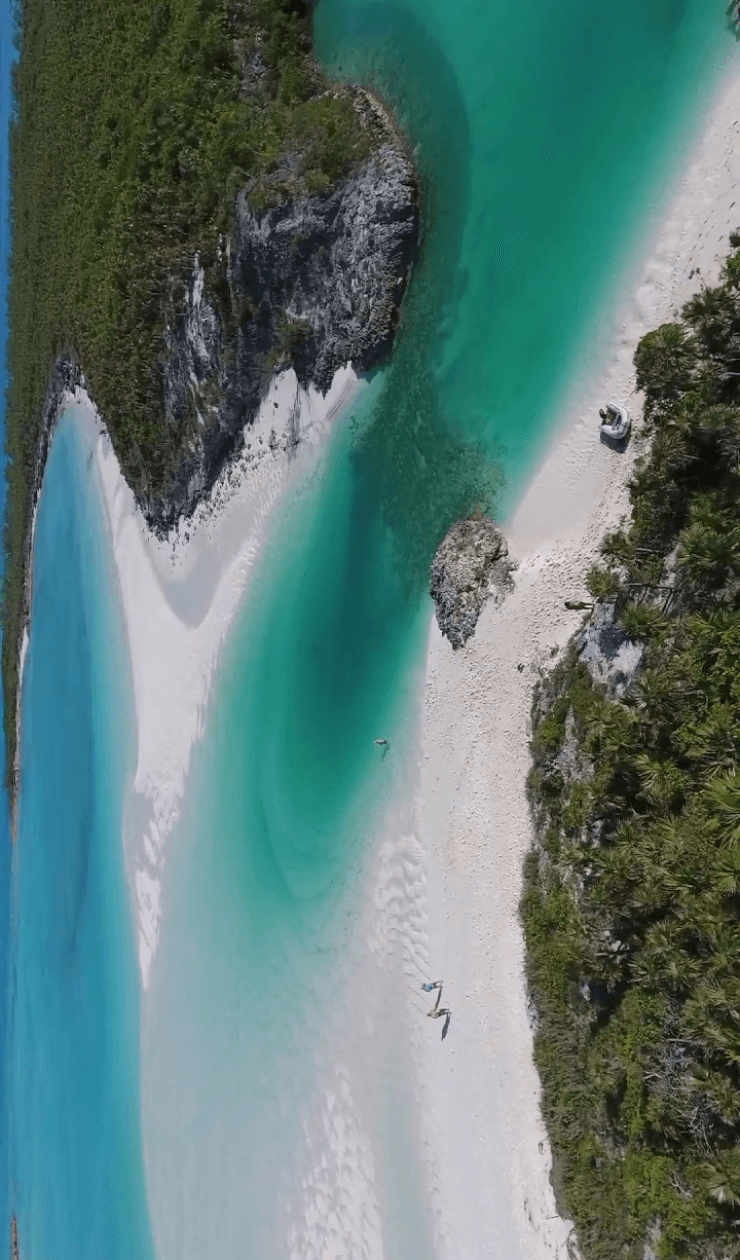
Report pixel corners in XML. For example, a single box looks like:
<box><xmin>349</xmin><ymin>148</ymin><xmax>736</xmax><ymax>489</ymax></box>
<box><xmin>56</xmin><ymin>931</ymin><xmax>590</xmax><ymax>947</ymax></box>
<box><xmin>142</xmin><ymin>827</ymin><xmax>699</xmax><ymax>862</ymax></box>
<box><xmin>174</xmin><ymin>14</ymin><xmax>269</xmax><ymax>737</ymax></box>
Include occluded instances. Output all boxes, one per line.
<box><xmin>9</xmin><ymin>42</ymin><xmax>740</xmax><ymax>1260</ymax></box>
<box><xmin>81</xmin><ymin>364</ymin><xmax>361</xmax><ymax>988</ymax></box>
<box><xmin>411</xmin><ymin>59</ymin><xmax>740</xmax><ymax>1259</ymax></box>
<box><xmin>5</xmin><ymin>46</ymin><xmax>419</xmax><ymax>819</ymax></box>
<box><xmin>9</xmin><ymin>357</ymin><xmax>83</xmax><ymax>839</ymax></box>
<box><xmin>105</xmin><ymin>53</ymin><xmax>740</xmax><ymax>1258</ymax></box>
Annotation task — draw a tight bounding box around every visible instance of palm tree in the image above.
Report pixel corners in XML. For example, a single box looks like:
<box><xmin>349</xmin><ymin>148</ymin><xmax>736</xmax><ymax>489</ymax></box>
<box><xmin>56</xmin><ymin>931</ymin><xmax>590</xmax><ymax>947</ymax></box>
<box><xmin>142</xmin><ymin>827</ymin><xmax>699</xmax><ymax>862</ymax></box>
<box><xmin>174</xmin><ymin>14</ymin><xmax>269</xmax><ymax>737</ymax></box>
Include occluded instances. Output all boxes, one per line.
<box><xmin>679</xmin><ymin>522</ymin><xmax>740</xmax><ymax>591</ymax></box>
<box><xmin>715</xmin><ymin>844</ymin><xmax>740</xmax><ymax>896</ymax></box>
<box><xmin>718</xmin><ymin>424</ymin><xmax>740</xmax><ymax>473</ymax></box>
<box><xmin>635</xmin><ymin>920</ymin><xmax>701</xmax><ymax>992</ymax></box>
<box><xmin>650</xmin><ymin>425</ymin><xmax>695</xmax><ymax>474</ymax></box>
<box><xmin>692</xmin><ymin>1065</ymin><xmax>740</xmax><ymax>1126</ymax></box>
<box><xmin>594</xmin><ymin>844</ymin><xmax>639</xmax><ymax>902</ymax></box>
<box><xmin>683</xmin><ymin>284</ymin><xmax>737</xmax><ymax>356</ymax></box>
<box><xmin>705</xmin><ymin>1151</ymin><xmax>740</xmax><ymax>1208</ymax></box>
<box><xmin>705</xmin><ymin>772</ymin><xmax>740</xmax><ymax>843</ymax></box>
<box><xmin>635</xmin><ymin>322</ymin><xmax>699</xmax><ymax>411</ymax></box>
<box><xmin>688</xmin><ymin>493</ymin><xmax>730</xmax><ymax>531</ymax></box>
<box><xmin>634</xmin><ymin>753</ymin><xmax>688</xmax><ymax>811</ymax></box>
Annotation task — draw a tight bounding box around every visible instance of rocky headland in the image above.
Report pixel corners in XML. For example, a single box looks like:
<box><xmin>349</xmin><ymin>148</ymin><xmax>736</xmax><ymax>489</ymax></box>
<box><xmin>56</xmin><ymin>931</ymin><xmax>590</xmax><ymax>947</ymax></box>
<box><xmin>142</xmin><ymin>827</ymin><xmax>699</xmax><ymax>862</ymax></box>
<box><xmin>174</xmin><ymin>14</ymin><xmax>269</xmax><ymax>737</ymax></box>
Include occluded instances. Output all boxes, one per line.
<box><xmin>155</xmin><ymin>128</ymin><xmax>418</xmax><ymax>528</ymax></box>
<box><xmin>7</xmin><ymin>85</ymin><xmax>419</xmax><ymax>802</ymax></box>
<box><xmin>35</xmin><ymin>104</ymin><xmax>418</xmax><ymax>537</ymax></box>
<box><xmin>429</xmin><ymin>516</ymin><xmax>513</xmax><ymax>649</ymax></box>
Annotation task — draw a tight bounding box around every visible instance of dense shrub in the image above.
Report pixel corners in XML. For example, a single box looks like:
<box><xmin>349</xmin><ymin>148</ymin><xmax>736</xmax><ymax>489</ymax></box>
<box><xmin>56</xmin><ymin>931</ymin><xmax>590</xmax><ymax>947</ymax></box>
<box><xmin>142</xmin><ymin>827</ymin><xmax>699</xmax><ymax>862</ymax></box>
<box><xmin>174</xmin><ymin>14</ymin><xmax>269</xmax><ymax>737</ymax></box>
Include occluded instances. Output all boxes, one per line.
<box><xmin>524</xmin><ymin>246</ymin><xmax>740</xmax><ymax>1259</ymax></box>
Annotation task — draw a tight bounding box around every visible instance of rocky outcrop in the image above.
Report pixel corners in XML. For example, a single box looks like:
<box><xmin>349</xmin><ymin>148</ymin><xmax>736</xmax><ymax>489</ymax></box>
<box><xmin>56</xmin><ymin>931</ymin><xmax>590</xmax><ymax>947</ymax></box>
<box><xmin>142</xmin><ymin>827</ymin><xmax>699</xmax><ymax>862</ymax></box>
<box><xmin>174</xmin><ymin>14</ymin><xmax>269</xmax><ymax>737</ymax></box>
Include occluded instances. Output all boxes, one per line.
<box><xmin>151</xmin><ymin>137</ymin><xmax>419</xmax><ymax>529</ymax></box>
<box><xmin>430</xmin><ymin>517</ymin><xmax>513</xmax><ymax>649</ymax></box>
<box><xmin>579</xmin><ymin>601</ymin><xmax>643</xmax><ymax>698</ymax></box>
<box><xmin>8</xmin><ymin>95</ymin><xmax>418</xmax><ymax>818</ymax></box>
<box><xmin>10</xmin><ymin>1214</ymin><xmax>18</xmax><ymax>1260</ymax></box>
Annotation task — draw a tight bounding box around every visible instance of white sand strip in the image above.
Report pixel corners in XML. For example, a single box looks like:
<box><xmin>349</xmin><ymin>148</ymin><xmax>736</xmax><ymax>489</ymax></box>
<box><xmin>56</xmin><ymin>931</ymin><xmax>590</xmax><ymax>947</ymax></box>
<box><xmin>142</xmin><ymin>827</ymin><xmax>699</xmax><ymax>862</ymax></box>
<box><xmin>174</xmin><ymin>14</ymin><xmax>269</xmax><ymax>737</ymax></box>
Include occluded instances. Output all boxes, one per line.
<box><xmin>405</xmin><ymin>64</ymin><xmax>740</xmax><ymax>1259</ymax></box>
<box><xmin>70</xmin><ymin>365</ymin><xmax>362</xmax><ymax>988</ymax></box>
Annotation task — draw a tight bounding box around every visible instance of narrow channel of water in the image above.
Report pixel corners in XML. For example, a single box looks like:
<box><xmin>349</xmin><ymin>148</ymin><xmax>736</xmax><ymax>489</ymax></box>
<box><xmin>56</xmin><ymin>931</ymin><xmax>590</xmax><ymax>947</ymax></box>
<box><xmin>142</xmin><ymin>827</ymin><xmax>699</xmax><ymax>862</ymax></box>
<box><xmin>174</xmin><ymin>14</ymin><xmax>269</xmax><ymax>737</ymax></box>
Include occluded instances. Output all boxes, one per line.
<box><xmin>9</xmin><ymin>418</ymin><xmax>153</xmax><ymax>1260</ymax></box>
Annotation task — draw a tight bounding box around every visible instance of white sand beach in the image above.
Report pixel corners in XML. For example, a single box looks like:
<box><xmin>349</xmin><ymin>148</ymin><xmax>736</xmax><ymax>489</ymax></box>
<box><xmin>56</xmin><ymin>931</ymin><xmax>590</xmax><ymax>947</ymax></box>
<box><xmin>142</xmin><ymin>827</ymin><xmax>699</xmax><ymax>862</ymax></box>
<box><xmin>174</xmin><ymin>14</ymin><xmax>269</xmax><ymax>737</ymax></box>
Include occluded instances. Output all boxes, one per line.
<box><xmin>31</xmin><ymin>55</ymin><xmax>740</xmax><ymax>1260</ymax></box>
<box><xmin>70</xmin><ymin>365</ymin><xmax>362</xmax><ymax>988</ymax></box>
<box><xmin>404</xmin><ymin>62</ymin><xmax>740</xmax><ymax>1260</ymax></box>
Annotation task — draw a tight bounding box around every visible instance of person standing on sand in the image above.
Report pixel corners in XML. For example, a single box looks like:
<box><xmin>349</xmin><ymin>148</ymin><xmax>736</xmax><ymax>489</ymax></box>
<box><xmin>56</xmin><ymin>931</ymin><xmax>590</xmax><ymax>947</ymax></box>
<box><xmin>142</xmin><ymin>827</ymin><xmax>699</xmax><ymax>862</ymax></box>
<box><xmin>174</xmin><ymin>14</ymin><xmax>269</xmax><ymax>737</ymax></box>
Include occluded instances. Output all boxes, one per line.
<box><xmin>428</xmin><ymin>1005</ymin><xmax>451</xmax><ymax>1036</ymax></box>
<box><xmin>422</xmin><ymin>981</ymin><xmax>451</xmax><ymax>1037</ymax></box>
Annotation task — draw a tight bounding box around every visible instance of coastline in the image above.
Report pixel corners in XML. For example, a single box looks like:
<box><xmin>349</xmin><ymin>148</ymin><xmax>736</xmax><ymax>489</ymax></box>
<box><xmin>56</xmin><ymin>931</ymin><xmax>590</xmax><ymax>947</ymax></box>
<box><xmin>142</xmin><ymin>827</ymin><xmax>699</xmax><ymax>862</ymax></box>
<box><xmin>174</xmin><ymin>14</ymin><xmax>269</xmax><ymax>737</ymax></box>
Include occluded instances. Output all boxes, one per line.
<box><xmin>9</xmin><ymin>44</ymin><xmax>740</xmax><ymax>1260</ymax></box>
<box><xmin>10</xmin><ymin>358</ymin><xmax>84</xmax><ymax>838</ymax></box>
<box><xmin>408</xmin><ymin>61</ymin><xmax>740</xmax><ymax>1258</ymax></box>
<box><xmin>56</xmin><ymin>365</ymin><xmax>362</xmax><ymax>988</ymax></box>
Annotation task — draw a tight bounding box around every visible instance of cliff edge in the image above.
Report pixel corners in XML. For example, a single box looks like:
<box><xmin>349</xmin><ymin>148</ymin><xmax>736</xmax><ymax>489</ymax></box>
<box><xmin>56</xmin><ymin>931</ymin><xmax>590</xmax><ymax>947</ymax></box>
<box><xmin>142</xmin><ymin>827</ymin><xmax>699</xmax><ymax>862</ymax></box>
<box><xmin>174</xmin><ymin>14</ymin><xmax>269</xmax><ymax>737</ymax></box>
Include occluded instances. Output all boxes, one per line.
<box><xmin>155</xmin><ymin>126</ymin><xmax>418</xmax><ymax>527</ymax></box>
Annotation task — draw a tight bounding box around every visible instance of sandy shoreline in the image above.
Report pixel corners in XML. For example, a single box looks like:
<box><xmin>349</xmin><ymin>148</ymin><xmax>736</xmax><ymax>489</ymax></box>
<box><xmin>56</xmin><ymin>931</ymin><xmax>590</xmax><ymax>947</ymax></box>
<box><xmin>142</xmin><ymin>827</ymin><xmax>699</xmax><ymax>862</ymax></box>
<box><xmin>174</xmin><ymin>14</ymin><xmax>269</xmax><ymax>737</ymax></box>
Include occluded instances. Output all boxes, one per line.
<box><xmin>407</xmin><ymin>61</ymin><xmax>740</xmax><ymax>1260</ymax></box>
<box><xmin>65</xmin><ymin>364</ymin><xmax>362</xmax><ymax>988</ymax></box>
<box><xmin>14</xmin><ymin>51</ymin><xmax>740</xmax><ymax>1260</ymax></box>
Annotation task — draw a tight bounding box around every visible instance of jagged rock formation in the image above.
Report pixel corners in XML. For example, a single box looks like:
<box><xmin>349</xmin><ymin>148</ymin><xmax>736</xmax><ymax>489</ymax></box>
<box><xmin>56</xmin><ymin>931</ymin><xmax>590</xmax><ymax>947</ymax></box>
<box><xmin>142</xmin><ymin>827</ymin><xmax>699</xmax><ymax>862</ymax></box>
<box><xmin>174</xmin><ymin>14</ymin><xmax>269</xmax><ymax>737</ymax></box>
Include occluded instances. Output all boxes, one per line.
<box><xmin>429</xmin><ymin>517</ymin><xmax>513</xmax><ymax>648</ymax></box>
<box><xmin>152</xmin><ymin>138</ymin><xmax>419</xmax><ymax>529</ymax></box>
<box><xmin>578</xmin><ymin>601</ymin><xmax>643</xmax><ymax>698</ymax></box>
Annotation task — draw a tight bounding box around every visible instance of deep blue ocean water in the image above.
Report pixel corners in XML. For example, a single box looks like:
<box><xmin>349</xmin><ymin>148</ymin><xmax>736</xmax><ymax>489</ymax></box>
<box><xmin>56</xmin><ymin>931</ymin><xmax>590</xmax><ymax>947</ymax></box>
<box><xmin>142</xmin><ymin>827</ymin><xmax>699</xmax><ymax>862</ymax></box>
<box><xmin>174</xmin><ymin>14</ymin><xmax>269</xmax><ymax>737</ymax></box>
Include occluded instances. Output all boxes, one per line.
<box><xmin>8</xmin><ymin>419</ymin><xmax>152</xmax><ymax>1260</ymax></box>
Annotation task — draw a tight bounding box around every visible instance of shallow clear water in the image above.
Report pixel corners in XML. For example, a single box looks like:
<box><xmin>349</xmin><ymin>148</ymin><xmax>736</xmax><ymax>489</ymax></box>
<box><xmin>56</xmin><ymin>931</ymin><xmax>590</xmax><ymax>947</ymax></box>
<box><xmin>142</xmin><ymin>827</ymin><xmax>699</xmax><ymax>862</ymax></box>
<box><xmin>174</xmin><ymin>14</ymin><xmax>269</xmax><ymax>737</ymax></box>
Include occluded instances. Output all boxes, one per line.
<box><xmin>144</xmin><ymin>412</ymin><xmax>435</xmax><ymax>1257</ymax></box>
<box><xmin>143</xmin><ymin>4</ymin><xmax>735</xmax><ymax>1256</ymax></box>
<box><xmin>314</xmin><ymin>0</ymin><xmax>733</xmax><ymax>511</ymax></box>
<box><xmin>7</xmin><ymin>1</ymin><xmax>737</xmax><ymax>1255</ymax></box>
<box><xmin>9</xmin><ymin>419</ymin><xmax>153</xmax><ymax>1260</ymax></box>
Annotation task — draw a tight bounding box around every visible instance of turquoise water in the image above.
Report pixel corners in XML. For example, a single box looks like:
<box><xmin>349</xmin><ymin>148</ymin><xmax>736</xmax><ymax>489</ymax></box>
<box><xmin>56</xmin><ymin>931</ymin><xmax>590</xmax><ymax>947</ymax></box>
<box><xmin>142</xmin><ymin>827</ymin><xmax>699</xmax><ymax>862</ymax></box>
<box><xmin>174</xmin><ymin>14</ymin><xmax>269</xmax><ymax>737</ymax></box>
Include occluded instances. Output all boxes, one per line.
<box><xmin>7</xmin><ymin>2</ymin><xmax>737</xmax><ymax>1256</ymax></box>
<box><xmin>143</xmin><ymin>6</ymin><xmax>736</xmax><ymax>1256</ymax></box>
<box><xmin>313</xmin><ymin>0</ymin><xmax>734</xmax><ymax>513</ymax></box>
<box><xmin>8</xmin><ymin>419</ymin><xmax>153</xmax><ymax>1260</ymax></box>
<box><xmin>144</xmin><ymin>412</ymin><xmax>435</xmax><ymax>1257</ymax></box>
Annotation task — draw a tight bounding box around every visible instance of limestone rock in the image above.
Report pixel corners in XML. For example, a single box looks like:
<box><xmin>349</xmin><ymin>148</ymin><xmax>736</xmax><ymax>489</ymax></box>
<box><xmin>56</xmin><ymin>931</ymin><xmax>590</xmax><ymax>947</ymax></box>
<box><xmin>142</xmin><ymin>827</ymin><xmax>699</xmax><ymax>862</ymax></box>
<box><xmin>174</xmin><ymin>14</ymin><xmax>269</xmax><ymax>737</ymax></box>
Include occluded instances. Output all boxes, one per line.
<box><xmin>579</xmin><ymin>602</ymin><xmax>643</xmax><ymax>698</ymax></box>
<box><xmin>148</xmin><ymin>140</ymin><xmax>419</xmax><ymax>529</ymax></box>
<box><xmin>430</xmin><ymin>517</ymin><xmax>512</xmax><ymax>649</ymax></box>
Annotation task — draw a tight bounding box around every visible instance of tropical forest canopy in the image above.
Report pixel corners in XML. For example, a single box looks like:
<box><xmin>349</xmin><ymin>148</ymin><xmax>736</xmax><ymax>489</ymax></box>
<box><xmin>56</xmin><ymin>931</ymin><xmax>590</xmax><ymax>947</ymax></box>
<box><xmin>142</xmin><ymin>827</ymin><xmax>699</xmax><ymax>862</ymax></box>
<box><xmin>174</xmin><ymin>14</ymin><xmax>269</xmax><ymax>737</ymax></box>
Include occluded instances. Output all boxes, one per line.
<box><xmin>524</xmin><ymin>243</ymin><xmax>740</xmax><ymax>1260</ymax></box>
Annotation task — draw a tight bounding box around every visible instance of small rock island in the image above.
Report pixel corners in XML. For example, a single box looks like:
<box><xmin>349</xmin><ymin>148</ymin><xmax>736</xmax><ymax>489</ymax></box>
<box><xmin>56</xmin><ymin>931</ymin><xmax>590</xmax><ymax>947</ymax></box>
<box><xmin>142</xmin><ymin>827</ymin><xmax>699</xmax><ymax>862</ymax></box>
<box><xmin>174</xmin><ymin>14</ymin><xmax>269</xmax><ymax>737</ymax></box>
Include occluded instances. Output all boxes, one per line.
<box><xmin>430</xmin><ymin>516</ymin><xmax>513</xmax><ymax>649</ymax></box>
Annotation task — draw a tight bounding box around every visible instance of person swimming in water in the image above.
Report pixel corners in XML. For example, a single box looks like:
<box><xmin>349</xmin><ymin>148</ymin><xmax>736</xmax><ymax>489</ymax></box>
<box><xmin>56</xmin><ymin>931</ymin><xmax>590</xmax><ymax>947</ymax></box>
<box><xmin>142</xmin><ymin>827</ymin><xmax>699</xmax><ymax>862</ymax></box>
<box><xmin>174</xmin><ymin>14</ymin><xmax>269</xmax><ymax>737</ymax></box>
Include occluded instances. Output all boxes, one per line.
<box><xmin>373</xmin><ymin>738</ymin><xmax>389</xmax><ymax>746</ymax></box>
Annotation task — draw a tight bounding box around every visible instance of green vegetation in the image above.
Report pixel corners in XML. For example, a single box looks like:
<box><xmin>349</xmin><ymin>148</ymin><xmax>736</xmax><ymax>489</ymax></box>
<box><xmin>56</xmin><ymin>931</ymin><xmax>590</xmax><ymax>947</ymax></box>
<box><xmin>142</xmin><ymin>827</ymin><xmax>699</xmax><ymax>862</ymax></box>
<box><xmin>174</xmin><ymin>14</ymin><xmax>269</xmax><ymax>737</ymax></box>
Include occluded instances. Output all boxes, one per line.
<box><xmin>524</xmin><ymin>245</ymin><xmax>740</xmax><ymax>1259</ymax></box>
<box><xmin>3</xmin><ymin>0</ymin><xmax>375</xmax><ymax>787</ymax></box>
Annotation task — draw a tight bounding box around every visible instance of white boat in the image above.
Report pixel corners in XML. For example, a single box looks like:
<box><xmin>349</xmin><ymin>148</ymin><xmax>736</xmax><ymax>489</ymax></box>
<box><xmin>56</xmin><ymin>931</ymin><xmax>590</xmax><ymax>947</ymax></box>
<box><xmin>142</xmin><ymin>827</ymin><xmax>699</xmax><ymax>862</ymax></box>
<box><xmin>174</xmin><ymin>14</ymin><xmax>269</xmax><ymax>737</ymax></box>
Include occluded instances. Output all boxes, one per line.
<box><xmin>599</xmin><ymin>401</ymin><xmax>631</xmax><ymax>443</ymax></box>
